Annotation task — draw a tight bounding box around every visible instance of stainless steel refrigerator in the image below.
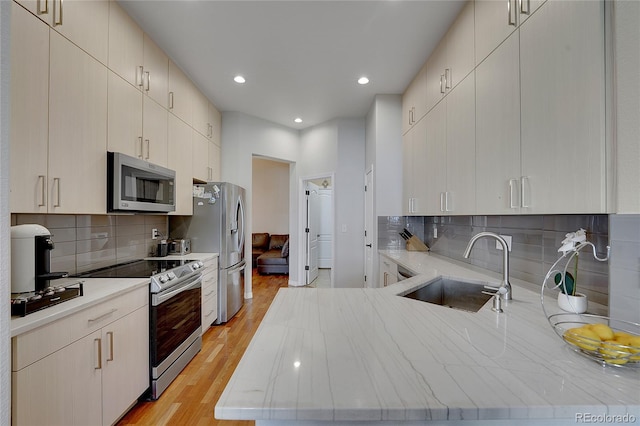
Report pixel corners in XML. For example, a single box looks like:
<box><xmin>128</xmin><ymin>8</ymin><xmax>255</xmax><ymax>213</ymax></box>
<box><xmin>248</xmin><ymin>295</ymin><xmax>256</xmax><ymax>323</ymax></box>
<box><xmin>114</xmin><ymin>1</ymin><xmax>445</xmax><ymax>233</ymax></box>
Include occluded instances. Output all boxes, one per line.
<box><xmin>170</xmin><ymin>182</ymin><xmax>246</xmax><ymax>324</ymax></box>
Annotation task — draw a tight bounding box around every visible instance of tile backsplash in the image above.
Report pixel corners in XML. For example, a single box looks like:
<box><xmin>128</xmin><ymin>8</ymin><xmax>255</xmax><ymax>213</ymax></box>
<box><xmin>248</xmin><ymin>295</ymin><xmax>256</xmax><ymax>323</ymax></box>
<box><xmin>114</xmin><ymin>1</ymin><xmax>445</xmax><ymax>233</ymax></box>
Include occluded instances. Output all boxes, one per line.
<box><xmin>379</xmin><ymin>214</ymin><xmax>610</xmax><ymax>306</ymax></box>
<box><xmin>608</xmin><ymin>214</ymin><xmax>640</xmax><ymax>324</ymax></box>
<box><xmin>11</xmin><ymin>214</ymin><xmax>168</xmax><ymax>275</ymax></box>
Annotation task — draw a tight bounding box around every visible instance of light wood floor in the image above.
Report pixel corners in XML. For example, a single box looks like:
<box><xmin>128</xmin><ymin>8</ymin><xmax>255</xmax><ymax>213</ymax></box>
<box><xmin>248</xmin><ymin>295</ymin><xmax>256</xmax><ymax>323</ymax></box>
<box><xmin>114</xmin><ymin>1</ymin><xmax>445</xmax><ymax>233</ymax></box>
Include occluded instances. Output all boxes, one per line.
<box><xmin>117</xmin><ymin>270</ymin><xmax>289</xmax><ymax>426</ymax></box>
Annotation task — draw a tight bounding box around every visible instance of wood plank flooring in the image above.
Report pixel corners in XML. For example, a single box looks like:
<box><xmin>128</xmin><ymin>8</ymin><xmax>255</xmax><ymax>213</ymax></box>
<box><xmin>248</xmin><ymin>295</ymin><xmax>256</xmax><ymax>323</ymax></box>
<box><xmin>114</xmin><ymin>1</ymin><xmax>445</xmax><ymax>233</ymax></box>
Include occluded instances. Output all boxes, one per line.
<box><xmin>117</xmin><ymin>270</ymin><xmax>289</xmax><ymax>426</ymax></box>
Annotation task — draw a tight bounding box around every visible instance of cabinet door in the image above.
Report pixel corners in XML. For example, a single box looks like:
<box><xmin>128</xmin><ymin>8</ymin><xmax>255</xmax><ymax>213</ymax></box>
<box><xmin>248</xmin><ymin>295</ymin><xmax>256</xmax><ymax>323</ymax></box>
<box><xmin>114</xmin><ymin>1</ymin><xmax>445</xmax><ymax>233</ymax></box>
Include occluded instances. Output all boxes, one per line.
<box><xmin>193</xmin><ymin>89</ymin><xmax>210</xmax><ymax>138</ymax></box>
<box><xmin>475</xmin><ymin>0</ymin><xmax>519</xmax><ymax>65</ymax></box>
<box><xmin>168</xmin><ymin>60</ymin><xmax>194</xmax><ymax>125</ymax></box>
<box><xmin>209</xmin><ymin>102</ymin><xmax>222</xmax><ymax>144</ymax></box>
<box><xmin>475</xmin><ymin>30</ymin><xmax>521</xmax><ymax>214</ymax></box>
<box><xmin>51</xmin><ymin>0</ymin><xmax>109</xmax><ymax>64</ymax></box>
<box><xmin>192</xmin><ymin>130</ymin><xmax>209</xmax><ymax>182</ymax></box>
<box><xmin>143</xmin><ymin>96</ymin><xmax>169</xmax><ymax>167</ymax></box>
<box><xmin>209</xmin><ymin>141</ymin><xmax>221</xmax><ymax>182</ymax></box>
<box><xmin>108</xmin><ymin>0</ymin><xmax>144</xmax><ymax>88</ymax></box>
<box><xmin>48</xmin><ymin>31</ymin><xmax>107</xmax><ymax>214</ymax></box>
<box><xmin>168</xmin><ymin>114</ymin><xmax>194</xmax><ymax>215</ymax></box>
<box><xmin>143</xmin><ymin>34</ymin><xmax>169</xmax><ymax>108</ymax></box>
<box><xmin>446</xmin><ymin>1</ymin><xmax>475</xmax><ymax>91</ymax></box>
<box><xmin>12</xmin><ymin>330</ymin><xmax>103</xmax><ymax>426</ymax></box>
<box><xmin>107</xmin><ymin>70</ymin><xmax>143</xmax><ymax>158</ymax></box>
<box><xmin>425</xmin><ymin>40</ymin><xmax>447</xmax><ymax>113</ymax></box>
<box><xmin>520</xmin><ymin>0</ymin><xmax>606</xmax><ymax>213</ymax></box>
<box><xmin>424</xmin><ymin>101</ymin><xmax>447</xmax><ymax>215</ymax></box>
<box><xmin>10</xmin><ymin>2</ymin><xmax>49</xmax><ymax>213</ymax></box>
<box><xmin>445</xmin><ymin>72</ymin><xmax>476</xmax><ymax>215</ymax></box>
<box><xmin>402</xmin><ymin>130</ymin><xmax>415</xmax><ymax>215</ymax></box>
<box><xmin>102</xmin><ymin>307</ymin><xmax>149</xmax><ymax>426</ymax></box>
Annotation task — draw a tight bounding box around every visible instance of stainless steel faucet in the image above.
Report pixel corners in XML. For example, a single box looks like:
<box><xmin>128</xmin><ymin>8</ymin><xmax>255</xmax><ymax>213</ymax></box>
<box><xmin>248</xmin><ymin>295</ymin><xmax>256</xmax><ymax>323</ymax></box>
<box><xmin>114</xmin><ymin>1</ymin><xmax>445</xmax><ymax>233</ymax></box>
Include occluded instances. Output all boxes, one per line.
<box><xmin>463</xmin><ymin>232</ymin><xmax>512</xmax><ymax>300</ymax></box>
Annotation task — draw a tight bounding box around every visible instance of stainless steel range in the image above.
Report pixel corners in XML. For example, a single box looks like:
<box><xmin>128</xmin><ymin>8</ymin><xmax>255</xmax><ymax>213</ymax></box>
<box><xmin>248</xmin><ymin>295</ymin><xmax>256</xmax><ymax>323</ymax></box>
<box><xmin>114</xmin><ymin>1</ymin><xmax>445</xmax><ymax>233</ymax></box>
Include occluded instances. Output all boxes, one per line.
<box><xmin>74</xmin><ymin>258</ymin><xmax>204</xmax><ymax>399</ymax></box>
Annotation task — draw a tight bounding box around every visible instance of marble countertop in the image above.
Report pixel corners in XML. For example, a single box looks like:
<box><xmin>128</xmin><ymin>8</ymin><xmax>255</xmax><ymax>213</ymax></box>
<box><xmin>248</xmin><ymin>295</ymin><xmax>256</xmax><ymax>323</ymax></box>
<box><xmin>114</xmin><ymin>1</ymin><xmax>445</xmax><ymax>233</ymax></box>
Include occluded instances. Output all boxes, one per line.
<box><xmin>215</xmin><ymin>251</ymin><xmax>639</xmax><ymax>423</ymax></box>
<box><xmin>10</xmin><ymin>277</ymin><xmax>149</xmax><ymax>337</ymax></box>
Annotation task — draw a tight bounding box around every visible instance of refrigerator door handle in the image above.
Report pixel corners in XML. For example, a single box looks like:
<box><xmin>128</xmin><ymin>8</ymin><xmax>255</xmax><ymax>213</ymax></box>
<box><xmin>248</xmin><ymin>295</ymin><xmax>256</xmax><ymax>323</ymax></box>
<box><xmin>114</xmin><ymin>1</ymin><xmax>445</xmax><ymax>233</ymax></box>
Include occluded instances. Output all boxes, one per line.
<box><xmin>227</xmin><ymin>260</ymin><xmax>246</xmax><ymax>275</ymax></box>
<box><xmin>237</xmin><ymin>195</ymin><xmax>245</xmax><ymax>255</ymax></box>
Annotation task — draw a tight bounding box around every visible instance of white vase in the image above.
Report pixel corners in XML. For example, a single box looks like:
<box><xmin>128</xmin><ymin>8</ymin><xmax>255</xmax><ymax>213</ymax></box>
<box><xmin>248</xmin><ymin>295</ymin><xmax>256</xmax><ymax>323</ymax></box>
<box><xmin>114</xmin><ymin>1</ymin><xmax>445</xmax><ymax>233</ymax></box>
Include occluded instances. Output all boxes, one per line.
<box><xmin>557</xmin><ymin>292</ymin><xmax>588</xmax><ymax>314</ymax></box>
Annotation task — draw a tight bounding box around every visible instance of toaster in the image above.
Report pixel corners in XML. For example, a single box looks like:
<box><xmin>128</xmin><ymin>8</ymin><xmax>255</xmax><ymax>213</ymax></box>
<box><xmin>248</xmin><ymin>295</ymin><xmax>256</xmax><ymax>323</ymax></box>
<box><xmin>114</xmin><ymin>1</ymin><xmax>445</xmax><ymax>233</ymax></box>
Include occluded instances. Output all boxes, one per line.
<box><xmin>168</xmin><ymin>238</ymin><xmax>191</xmax><ymax>255</ymax></box>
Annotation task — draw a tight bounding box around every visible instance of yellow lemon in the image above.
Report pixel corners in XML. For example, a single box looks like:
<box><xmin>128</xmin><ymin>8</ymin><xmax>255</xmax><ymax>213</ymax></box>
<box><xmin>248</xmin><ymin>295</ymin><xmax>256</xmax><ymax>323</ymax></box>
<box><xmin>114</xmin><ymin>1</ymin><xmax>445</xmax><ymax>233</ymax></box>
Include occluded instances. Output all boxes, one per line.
<box><xmin>564</xmin><ymin>327</ymin><xmax>601</xmax><ymax>351</ymax></box>
<box><xmin>599</xmin><ymin>340</ymin><xmax>630</xmax><ymax>365</ymax></box>
<box><xmin>590</xmin><ymin>323</ymin><xmax>615</xmax><ymax>341</ymax></box>
<box><xmin>627</xmin><ymin>336</ymin><xmax>640</xmax><ymax>361</ymax></box>
<box><xmin>614</xmin><ymin>331</ymin><xmax>634</xmax><ymax>345</ymax></box>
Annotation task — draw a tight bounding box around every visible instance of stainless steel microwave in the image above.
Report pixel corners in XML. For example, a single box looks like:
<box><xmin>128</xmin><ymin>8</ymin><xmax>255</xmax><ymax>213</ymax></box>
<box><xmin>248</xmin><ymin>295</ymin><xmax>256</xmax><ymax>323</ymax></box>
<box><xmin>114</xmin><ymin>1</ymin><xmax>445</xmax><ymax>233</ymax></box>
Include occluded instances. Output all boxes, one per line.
<box><xmin>107</xmin><ymin>152</ymin><xmax>176</xmax><ymax>213</ymax></box>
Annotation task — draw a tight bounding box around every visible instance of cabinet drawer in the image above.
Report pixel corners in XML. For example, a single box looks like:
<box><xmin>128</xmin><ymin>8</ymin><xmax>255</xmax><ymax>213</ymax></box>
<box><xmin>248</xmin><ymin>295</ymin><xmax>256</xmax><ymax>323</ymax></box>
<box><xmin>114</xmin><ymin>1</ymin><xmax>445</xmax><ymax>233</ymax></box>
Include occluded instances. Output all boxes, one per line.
<box><xmin>12</xmin><ymin>286</ymin><xmax>148</xmax><ymax>371</ymax></box>
<box><xmin>202</xmin><ymin>295</ymin><xmax>217</xmax><ymax>328</ymax></box>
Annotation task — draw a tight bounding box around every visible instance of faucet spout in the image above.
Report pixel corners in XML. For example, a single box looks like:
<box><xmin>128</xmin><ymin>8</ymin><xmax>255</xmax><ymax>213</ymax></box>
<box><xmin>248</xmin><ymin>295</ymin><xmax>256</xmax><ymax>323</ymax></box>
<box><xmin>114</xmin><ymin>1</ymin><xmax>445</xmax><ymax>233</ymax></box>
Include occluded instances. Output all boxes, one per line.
<box><xmin>463</xmin><ymin>232</ymin><xmax>512</xmax><ymax>300</ymax></box>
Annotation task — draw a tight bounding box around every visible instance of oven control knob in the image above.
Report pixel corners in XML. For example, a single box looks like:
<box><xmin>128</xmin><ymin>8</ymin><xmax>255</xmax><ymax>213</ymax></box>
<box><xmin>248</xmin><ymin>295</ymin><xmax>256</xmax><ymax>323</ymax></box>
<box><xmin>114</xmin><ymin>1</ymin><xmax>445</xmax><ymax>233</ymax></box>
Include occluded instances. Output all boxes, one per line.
<box><xmin>159</xmin><ymin>274</ymin><xmax>169</xmax><ymax>283</ymax></box>
<box><xmin>192</xmin><ymin>263</ymin><xmax>200</xmax><ymax>270</ymax></box>
<box><xmin>197</xmin><ymin>261</ymin><xmax>204</xmax><ymax>268</ymax></box>
<box><xmin>167</xmin><ymin>272</ymin><xmax>177</xmax><ymax>280</ymax></box>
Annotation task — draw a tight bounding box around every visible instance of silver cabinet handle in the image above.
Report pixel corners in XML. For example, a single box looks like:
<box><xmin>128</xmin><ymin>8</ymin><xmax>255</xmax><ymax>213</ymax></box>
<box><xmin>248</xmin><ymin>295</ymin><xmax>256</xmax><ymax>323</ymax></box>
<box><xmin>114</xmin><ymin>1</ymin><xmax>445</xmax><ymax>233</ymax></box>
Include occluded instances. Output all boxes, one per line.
<box><xmin>145</xmin><ymin>139</ymin><xmax>150</xmax><ymax>159</ymax></box>
<box><xmin>137</xmin><ymin>136</ymin><xmax>143</xmax><ymax>158</ymax></box>
<box><xmin>384</xmin><ymin>272</ymin><xmax>388</xmax><ymax>287</ymax></box>
<box><xmin>169</xmin><ymin>91</ymin><xmax>174</xmax><ymax>109</ymax></box>
<box><xmin>95</xmin><ymin>338</ymin><xmax>102</xmax><ymax>370</ymax></box>
<box><xmin>38</xmin><ymin>175</ymin><xmax>46</xmax><ymax>207</ymax></box>
<box><xmin>144</xmin><ymin>71</ymin><xmax>150</xmax><ymax>92</ymax></box>
<box><xmin>440</xmin><ymin>75</ymin><xmax>445</xmax><ymax>94</ymax></box>
<box><xmin>37</xmin><ymin>0</ymin><xmax>49</xmax><ymax>15</ymax></box>
<box><xmin>137</xmin><ymin>66</ymin><xmax>144</xmax><ymax>87</ymax></box>
<box><xmin>521</xmin><ymin>176</ymin><xmax>530</xmax><ymax>208</ymax></box>
<box><xmin>52</xmin><ymin>177</ymin><xmax>61</xmax><ymax>207</ymax></box>
<box><xmin>444</xmin><ymin>191</ymin><xmax>451</xmax><ymax>212</ymax></box>
<box><xmin>88</xmin><ymin>308</ymin><xmax>117</xmax><ymax>323</ymax></box>
<box><xmin>519</xmin><ymin>0</ymin><xmax>530</xmax><ymax>15</ymax></box>
<box><xmin>509</xmin><ymin>178</ymin><xmax>519</xmax><ymax>209</ymax></box>
<box><xmin>445</xmin><ymin>68</ymin><xmax>451</xmax><ymax>89</ymax></box>
<box><xmin>507</xmin><ymin>0</ymin><xmax>516</xmax><ymax>26</ymax></box>
<box><xmin>440</xmin><ymin>192</ymin><xmax>445</xmax><ymax>212</ymax></box>
<box><xmin>54</xmin><ymin>0</ymin><xmax>63</xmax><ymax>26</ymax></box>
<box><xmin>106</xmin><ymin>331</ymin><xmax>114</xmax><ymax>361</ymax></box>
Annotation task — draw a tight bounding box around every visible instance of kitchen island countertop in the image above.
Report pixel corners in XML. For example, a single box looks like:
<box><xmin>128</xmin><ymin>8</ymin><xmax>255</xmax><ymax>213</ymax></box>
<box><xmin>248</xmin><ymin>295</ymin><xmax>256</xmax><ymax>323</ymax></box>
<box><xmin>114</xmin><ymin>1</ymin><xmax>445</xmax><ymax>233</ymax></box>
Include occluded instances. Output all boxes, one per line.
<box><xmin>215</xmin><ymin>251</ymin><xmax>640</xmax><ymax>425</ymax></box>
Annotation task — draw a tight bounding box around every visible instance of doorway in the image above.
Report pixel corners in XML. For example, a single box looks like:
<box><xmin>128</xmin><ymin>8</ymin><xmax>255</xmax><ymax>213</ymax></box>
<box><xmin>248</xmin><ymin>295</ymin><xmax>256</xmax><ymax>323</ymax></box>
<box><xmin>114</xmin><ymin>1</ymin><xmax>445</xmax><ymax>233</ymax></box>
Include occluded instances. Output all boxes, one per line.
<box><xmin>302</xmin><ymin>175</ymin><xmax>334</xmax><ymax>287</ymax></box>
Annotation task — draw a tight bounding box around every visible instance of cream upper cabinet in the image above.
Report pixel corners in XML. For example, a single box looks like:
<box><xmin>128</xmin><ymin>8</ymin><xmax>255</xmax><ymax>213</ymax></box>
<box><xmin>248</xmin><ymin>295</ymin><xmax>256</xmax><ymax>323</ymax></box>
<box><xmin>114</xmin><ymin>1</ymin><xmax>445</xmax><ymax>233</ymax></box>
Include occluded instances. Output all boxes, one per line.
<box><xmin>168</xmin><ymin>60</ymin><xmax>194</xmax><ymax>125</ymax></box>
<box><xmin>209</xmin><ymin>102</ymin><xmax>222</xmax><ymax>144</ymax></box>
<box><xmin>10</xmin><ymin>2</ymin><xmax>49</xmax><ymax>213</ymax></box>
<box><xmin>475</xmin><ymin>0</ymin><xmax>546</xmax><ymax>66</ymax></box>
<box><xmin>519</xmin><ymin>0</ymin><xmax>606</xmax><ymax>214</ymax></box>
<box><xmin>108</xmin><ymin>0</ymin><xmax>144</xmax><ymax>88</ymax></box>
<box><xmin>209</xmin><ymin>141</ymin><xmax>221</xmax><ymax>182</ymax></box>
<box><xmin>193</xmin><ymin>88</ymin><xmax>210</xmax><ymax>138</ymax></box>
<box><xmin>426</xmin><ymin>1</ymin><xmax>474</xmax><ymax>113</ymax></box>
<box><xmin>107</xmin><ymin>70</ymin><xmax>143</xmax><ymax>158</ymax></box>
<box><xmin>192</xmin><ymin>130</ymin><xmax>210</xmax><ymax>182</ymax></box>
<box><xmin>422</xmin><ymin>73</ymin><xmax>475</xmax><ymax>215</ymax></box>
<box><xmin>144</xmin><ymin>34</ymin><xmax>169</xmax><ymax>108</ymax></box>
<box><xmin>475</xmin><ymin>30</ymin><xmax>522</xmax><ymax>214</ymax></box>
<box><xmin>168</xmin><ymin>114</ymin><xmax>194</xmax><ymax>215</ymax></box>
<box><xmin>143</xmin><ymin>96</ymin><xmax>169</xmax><ymax>167</ymax></box>
<box><xmin>402</xmin><ymin>116</ymin><xmax>429</xmax><ymax>215</ymax></box>
<box><xmin>48</xmin><ymin>30</ymin><xmax>108</xmax><ymax>214</ymax></box>
<box><xmin>402</xmin><ymin>63</ymin><xmax>427</xmax><ymax>135</ymax></box>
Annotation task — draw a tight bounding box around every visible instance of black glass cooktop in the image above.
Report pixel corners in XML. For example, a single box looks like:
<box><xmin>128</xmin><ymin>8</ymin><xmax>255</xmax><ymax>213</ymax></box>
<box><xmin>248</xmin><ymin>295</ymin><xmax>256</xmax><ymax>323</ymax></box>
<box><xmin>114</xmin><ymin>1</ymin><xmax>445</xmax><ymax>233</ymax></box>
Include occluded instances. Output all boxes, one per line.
<box><xmin>72</xmin><ymin>259</ymin><xmax>194</xmax><ymax>279</ymax></box>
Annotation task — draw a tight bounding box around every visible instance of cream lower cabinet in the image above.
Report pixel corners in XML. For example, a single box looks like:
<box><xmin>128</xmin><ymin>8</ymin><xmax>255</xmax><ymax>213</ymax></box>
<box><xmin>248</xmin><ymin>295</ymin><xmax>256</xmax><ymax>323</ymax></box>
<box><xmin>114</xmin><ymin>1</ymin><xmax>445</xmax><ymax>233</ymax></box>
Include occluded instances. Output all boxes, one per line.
<box><xmin>12</xmin><ymin>287</ymin><xmax>149</xmax><ymax>426</ymax></box>
<box><xmin>201</xmin><ymin>256</ymin><xmax>219</xmax><ymax>333</ymax></box>
<box><xmin>379</xmin><ymin>256</ymin><xmax>398</xmax><ymax>288</ymax></box>
<box><xmin>402</xmin><ymin>116</ymin><xmax>428</xmax><ymax>215</ymax></box>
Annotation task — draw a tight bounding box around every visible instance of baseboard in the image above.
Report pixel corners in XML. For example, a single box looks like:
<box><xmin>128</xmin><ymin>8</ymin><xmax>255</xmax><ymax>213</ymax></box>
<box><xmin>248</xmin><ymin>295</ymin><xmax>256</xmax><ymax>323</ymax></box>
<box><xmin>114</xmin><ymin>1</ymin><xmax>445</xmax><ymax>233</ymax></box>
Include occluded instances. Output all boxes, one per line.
<box><xmin>244</xmin><ymin>291</ymin><xmax>253</xmax><ymax>299</ymax></box>
<box><xmin>288</xmin><ymin>279</ymin><xmax>303</xmax><ymax>287</ymax></box>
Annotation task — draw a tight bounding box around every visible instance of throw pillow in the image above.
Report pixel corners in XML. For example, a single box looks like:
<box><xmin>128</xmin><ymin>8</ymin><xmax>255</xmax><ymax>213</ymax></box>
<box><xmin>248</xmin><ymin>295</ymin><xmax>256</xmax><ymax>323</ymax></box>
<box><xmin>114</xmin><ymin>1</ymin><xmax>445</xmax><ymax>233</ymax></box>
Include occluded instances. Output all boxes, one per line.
<box><xmin>281</xmin><ymin>240</ymin><xmax>289</xmax><ymax>258</ymax></box>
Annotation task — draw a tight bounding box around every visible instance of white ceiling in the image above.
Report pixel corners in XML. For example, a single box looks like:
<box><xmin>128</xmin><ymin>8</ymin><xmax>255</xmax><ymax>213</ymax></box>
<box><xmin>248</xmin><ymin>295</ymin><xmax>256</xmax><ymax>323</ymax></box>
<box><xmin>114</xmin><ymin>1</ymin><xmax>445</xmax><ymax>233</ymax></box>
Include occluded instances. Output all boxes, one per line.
<box><xmin>118</xmin><ymin>0</ymin><xmax>466</xmax><ymax>130</ymax></box>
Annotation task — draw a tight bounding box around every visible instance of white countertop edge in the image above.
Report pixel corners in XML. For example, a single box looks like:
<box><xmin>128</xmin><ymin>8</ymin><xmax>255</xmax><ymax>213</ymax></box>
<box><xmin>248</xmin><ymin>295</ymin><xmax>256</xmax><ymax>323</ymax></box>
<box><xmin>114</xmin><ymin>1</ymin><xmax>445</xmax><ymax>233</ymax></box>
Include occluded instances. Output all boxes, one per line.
<box><xmin>145</xmin><ymin>252</ymin><xmax>219</xmax><ymax>261</ymax></box>
<box><xmin>10</xmin><ymin>278</ymin><xmax>149</xmax><ymax>337</ymax></box>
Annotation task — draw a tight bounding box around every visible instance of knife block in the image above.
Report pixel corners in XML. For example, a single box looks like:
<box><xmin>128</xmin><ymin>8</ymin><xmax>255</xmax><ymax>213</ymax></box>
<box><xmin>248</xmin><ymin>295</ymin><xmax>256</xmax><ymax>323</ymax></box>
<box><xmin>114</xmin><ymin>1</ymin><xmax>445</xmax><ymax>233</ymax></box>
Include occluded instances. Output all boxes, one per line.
<box><xmin>406</xmin><ymin>236</ymin><xmax>429</xmax><ymax>252</ymax></box>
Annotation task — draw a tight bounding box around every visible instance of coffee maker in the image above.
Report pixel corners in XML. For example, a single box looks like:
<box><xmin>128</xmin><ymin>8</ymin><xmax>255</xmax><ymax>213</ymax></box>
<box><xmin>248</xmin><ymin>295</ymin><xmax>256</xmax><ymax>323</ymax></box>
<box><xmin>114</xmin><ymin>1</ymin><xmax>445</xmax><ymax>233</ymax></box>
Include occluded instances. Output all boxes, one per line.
<box><xmin>11</xmin><ymin>224</ymin><xmax>68</xmax><ymax>294</ymax></box>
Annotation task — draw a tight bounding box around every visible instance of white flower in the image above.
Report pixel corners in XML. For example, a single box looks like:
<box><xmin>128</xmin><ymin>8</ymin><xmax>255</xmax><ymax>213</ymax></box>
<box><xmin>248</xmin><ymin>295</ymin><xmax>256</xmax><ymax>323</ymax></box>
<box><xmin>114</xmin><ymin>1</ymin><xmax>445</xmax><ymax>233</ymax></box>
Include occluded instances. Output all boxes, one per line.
<box><xmin>558</xmin><ymin>228</ymin><xmax>587</xmax><ymax>255</ymax></box>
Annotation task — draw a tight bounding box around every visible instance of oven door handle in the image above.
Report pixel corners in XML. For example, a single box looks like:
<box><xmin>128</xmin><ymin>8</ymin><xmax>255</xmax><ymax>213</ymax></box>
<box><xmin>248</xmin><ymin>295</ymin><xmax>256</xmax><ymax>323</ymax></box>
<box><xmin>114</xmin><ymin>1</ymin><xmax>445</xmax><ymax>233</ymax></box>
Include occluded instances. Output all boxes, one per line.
<box><xmin>155</xmin><ymin>274</ymin><xmax>202</xmax><ymax>305</ymax></box>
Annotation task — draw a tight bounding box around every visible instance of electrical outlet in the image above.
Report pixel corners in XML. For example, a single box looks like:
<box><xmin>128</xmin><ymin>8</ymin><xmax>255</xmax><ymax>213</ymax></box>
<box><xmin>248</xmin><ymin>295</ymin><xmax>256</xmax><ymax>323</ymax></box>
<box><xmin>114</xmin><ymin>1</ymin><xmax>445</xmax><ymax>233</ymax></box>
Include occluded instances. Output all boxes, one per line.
<box><xmin>433</xmin><ymin>226</ymin><xmax>438</xmax><ymax>239</ymax></box>
<box><xmin>152</xmin><ymin>228</ymin><xmax>159</xmax><ymax>240</ymax></box>
<box><xmin>495</xmin><ymin>235</ymin><xmax>512</xmax><ymax>251</ymax></box>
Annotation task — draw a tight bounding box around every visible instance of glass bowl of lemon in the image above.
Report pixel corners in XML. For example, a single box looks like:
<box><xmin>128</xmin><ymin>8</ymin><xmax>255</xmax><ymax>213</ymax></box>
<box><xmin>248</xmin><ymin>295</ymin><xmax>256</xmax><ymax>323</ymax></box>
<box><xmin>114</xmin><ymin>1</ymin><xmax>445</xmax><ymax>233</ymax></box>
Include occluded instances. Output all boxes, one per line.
<box><xmin>548</xmin><ymin>313</ymin><xmax>640</xmax><ymax>367</ymax></box>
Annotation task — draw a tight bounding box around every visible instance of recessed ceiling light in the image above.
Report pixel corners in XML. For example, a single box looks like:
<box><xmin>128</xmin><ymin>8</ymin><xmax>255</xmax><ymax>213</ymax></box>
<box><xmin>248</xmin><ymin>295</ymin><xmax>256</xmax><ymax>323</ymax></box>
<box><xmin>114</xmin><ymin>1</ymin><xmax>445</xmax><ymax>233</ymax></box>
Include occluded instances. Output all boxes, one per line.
<box><xmin>294</xmin><ymin>117</ymin><xmax>303</xmax><ymax>123</ymax></box>
<box><xmin>234</xmin><ymin>75</ymin><xmax>246</xmax><ymax>84</ymax></box>
<box><xmin>357</xmin><ymin>76</ymin><xmax>370</xmax><ymax>85</ymax></box>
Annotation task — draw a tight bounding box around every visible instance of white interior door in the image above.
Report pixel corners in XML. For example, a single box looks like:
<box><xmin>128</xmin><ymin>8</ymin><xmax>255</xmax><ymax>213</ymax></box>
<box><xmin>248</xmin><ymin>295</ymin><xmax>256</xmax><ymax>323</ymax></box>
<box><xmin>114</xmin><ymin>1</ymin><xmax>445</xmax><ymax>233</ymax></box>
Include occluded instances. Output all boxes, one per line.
<box><xmin>317</xmin><ymin>188</ymin><xmax>333</xmax><ymax>268</ymax></box>
<box><xmin>306</xmin><ymin>183</ymin><xmax>320</xmax><ymax>284</ymax></box>
<box><xmin>364</xmin><ymin>169</ymin><xmax>373</xmax><ymax>287</ymax></box>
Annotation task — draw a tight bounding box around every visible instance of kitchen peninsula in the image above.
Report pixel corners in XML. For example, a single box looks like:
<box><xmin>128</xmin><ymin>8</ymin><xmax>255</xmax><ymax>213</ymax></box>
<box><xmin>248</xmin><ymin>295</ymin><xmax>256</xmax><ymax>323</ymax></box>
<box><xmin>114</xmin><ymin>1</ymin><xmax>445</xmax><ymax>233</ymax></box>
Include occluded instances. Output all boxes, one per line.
<box><xmin>215</xmin><ymin>252</ymin><xmax>640</xmax><ymax>426</ymax></box>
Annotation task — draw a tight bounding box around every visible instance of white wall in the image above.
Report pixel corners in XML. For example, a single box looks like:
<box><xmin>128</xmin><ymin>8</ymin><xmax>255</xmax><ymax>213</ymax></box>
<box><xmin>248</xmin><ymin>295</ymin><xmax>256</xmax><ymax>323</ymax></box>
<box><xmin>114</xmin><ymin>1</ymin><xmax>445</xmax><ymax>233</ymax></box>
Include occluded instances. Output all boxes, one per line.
<box><xmin>0</xmin><ymin>1</ymin><xmax>11</xmax><ymax>421</ymax></box>
<box><xmin>221</xmin><ymin>112</ymin><xmax>300</xmax><ymax>294</ymax></box>
<box><xmin>614</xmin><ymin>0</ymin><xmax>640</xmax><ymax>214</ymax></box>
<box><xmin>252</xmin><ymin>157</ymin><xmax>290</xmax><ymax>234</ymax></box>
